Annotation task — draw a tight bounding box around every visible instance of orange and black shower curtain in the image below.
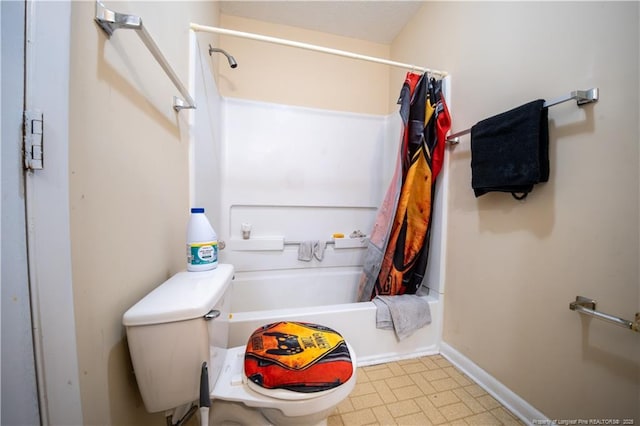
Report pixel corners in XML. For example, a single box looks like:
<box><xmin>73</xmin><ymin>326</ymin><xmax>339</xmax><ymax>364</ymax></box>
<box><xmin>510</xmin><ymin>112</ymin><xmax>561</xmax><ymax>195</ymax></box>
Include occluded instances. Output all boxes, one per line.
<box><xmin>358</xmin><ymin>72</ymin><xmax>451</xmax><ymax>301</ymax></box>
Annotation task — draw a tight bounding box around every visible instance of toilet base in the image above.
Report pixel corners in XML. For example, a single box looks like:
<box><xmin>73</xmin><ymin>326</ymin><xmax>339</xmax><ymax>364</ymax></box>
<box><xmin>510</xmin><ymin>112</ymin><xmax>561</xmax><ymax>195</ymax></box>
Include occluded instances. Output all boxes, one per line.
<box><xmin>209</xmin><ymin>399</ymin><xmax>271</xmax><ymax>425</ymax></box>
<box><xmin>261</xmin><ymin>405</ymin><xmax>330</xmax><ymax>426</ymax></box>
<box><xmin>208</xmin><ymin>399</ymin><xmax>329</xmax><ymax>426</ymax></box>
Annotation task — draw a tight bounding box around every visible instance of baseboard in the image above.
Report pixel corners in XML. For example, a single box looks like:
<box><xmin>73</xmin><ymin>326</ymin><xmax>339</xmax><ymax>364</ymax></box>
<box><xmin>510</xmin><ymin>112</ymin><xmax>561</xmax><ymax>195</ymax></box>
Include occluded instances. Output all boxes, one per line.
<box><xmin>440</xmin><ymin>342</ymin><xmax>548</xmax><ymax>426</ymax></box>
<box><xmin>357</xmin><ymin>345</ymin><xmax>440</xmax><ymax>367</ymax></box>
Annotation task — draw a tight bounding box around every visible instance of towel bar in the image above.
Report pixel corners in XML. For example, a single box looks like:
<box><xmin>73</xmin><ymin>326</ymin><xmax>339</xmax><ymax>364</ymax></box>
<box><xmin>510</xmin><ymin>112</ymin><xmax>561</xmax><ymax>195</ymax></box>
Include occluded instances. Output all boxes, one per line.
<box><xmin>569</xmin><ymin>296</ymin><xmax>639</xmax><ymax>333</ymax></box>
<box><xmin>446</xmin><ymin>88</ymin><xmax>599</xmax><ymax>145</ymax></box>
<box><xmin>285</xmin><ymin>238</ymin><xmax>369</xmax><ymax>249</ymax></box>
<box><xmin>94</xmin><ymin>1</ymin><xmax>196</xmax><ymax>111</ymax></box>
<box><xmin>224</xmin><ymin>237</ymin><xmax>370</xmax><ymax>251</ymax></box>
<box><xmin>284</xmin><ymin>240</ymin><xmax>336</xmax><ymax>246</ymax></box>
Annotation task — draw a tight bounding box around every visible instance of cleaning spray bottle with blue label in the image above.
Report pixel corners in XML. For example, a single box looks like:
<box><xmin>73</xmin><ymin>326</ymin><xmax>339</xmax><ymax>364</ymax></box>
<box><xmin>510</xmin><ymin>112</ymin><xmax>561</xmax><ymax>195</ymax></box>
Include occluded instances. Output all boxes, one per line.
<box><xmin>186</xmin><ymin>208</ymin><xmax>218</xmax><ymax>271</ymax></box>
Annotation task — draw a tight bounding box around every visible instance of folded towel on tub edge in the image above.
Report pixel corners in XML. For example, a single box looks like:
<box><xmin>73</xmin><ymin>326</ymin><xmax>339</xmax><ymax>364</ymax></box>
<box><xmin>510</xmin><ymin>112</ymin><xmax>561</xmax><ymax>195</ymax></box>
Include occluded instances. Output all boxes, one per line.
<box><xmin>372</xmin><ymin>294</ymin><xmax>432</xmax><ymax>340</ymax></box>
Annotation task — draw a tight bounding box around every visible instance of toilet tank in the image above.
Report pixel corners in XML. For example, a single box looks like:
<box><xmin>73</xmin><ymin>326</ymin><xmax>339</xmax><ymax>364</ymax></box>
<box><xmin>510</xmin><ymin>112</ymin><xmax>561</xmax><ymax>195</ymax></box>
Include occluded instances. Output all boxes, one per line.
<box><xmin>123</xmin><ymin>264</ymin><xmax>234</xmax><ymax>413</ymax></box>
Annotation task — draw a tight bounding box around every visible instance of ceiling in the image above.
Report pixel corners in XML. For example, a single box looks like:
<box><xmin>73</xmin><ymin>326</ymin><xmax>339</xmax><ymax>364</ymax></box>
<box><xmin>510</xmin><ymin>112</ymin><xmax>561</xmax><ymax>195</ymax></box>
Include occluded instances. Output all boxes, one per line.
<box><xmin>218</xmin><ymin>1</ymin><xmax>425</xmax><ymax>44</ymax></box>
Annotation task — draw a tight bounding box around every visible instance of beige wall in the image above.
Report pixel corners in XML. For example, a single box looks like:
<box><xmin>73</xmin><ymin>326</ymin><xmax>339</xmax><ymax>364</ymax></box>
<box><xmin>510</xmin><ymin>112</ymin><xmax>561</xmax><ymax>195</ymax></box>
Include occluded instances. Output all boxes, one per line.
<box><xmin>392</xmin><ymin>1</ymin><xmax>639</xmax><ymax>420</ymax></box>
<box><xmin>218</xmin><ymin>15</ymin><xmax>391</xmax><ymax>115</ymax></box>
<box><xmin>69</xmin><ymin>2</ymin><xmax>219</xmax><ymax>424</ymax></box>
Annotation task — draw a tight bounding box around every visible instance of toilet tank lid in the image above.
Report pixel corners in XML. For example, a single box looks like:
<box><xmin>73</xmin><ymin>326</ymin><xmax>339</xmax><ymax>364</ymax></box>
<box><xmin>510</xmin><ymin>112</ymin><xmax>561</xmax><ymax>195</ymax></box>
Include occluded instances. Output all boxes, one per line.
<box><xmin>123</xmin><ymin>264</ymin><xmax>234</xmax><ymax>327</ymax></box>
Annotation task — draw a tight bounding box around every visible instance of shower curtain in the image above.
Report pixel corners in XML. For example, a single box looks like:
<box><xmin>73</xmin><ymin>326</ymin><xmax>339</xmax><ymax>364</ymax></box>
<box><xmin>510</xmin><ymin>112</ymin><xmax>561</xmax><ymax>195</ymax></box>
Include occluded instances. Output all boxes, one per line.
<box><xmin>358</xmin><ymin>72</ymin><xmax>451</xmax><ymax>301</ymax></box>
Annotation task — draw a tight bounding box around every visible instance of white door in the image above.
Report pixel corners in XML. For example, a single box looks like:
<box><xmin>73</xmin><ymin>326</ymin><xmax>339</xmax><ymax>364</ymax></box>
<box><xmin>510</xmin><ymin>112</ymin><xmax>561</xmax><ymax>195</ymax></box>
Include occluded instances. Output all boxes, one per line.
<box><xmin>2</xmin><ymin>1</ymin><xmax>83</xmax><ymax>424</ymax></box>
<box><xmin>1</xmin><ymin>1</ymin><xmax>41</xmax><ymax>424</ymax></box>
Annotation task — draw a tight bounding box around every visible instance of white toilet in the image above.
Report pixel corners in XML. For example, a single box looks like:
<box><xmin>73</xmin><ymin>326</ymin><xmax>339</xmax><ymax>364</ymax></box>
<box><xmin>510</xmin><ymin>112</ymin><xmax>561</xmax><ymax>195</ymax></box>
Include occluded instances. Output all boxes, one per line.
<box><xmin>122</xmin><ymin>264</ymin><xmax>357</xmax><ymax>425</ymax></box>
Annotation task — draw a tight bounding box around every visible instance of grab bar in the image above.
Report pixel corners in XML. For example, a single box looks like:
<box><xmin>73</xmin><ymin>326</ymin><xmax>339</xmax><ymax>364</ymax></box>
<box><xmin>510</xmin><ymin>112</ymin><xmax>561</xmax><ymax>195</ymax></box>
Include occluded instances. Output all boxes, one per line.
<box><xmin>569</xmin><ymin>296</ymin><xmax>639</xmax><ymax>333</ymax></box>
<box><xmin>94</xmin><ymin>1</ymin><xmax>196</xmax><ymax>112</ymax></box>
<box><xmin>446</xmin><ymin>88</ymin><xmax>599</xmax><ymax>144</ymax></box>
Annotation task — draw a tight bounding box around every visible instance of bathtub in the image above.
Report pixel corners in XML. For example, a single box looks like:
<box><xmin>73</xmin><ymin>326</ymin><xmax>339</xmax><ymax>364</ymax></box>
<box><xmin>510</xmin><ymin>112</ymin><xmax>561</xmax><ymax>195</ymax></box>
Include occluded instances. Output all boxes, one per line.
<box><xmin>225</xmin><ymin>266</ymin><xmax>442</xmax><ymax>366</ymax></box>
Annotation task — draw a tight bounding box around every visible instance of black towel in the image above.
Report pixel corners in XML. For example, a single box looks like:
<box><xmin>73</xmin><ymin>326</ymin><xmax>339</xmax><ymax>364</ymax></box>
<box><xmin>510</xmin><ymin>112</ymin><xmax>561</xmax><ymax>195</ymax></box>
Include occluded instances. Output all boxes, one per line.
<box><xmin>470</xmin><ymin>99</ymin><xmax>549</xmax><ymax>199</ymax></box>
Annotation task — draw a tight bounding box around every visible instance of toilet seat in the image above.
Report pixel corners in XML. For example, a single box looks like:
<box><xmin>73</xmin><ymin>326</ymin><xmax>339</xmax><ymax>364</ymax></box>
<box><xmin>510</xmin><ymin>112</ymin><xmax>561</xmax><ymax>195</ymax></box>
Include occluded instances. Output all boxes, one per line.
<box><xmin>244</xmin><ymin>322</ymin><xmax>354</xmax><ymax>395</ymax></box>
<box><xmin>246</xmin><ymin>377</ymin><xmax>341</xmax><ymax>401</ymax></box>
<box><xmin>211</xmin><ymin>344</ymin><xmax>357</xmax><ymax>418</ymax></box>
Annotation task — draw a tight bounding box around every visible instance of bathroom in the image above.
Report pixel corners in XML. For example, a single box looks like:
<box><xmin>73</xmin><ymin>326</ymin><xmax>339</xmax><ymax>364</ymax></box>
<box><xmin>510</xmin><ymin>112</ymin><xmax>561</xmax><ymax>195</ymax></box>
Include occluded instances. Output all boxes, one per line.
<box><xmin>1</xmin><ymin>1</ymin><xmax>638</xmax><ymax>425</ymax></box>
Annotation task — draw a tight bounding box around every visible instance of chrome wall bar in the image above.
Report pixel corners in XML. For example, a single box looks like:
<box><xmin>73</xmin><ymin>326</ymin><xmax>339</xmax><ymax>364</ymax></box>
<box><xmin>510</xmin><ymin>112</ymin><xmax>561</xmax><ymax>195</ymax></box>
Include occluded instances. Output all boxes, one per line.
<box><xmin>569</xmin><ymin>296</ymin><xmax>639</xmax><ymax>333</ymax></box>
<box><xmin>94</xmin><ymin>1</ymin><xmax>196</xmax><ymax>112</ymax></box>
<box><xmin>446</xmin><ymin>88</ymin><xmax>599</xmax><ymax>145</ymax></box>
<box><xmin>284</xmin><ymin>240</ymin><xmax>336</xmax><ymax>246</ymax></box>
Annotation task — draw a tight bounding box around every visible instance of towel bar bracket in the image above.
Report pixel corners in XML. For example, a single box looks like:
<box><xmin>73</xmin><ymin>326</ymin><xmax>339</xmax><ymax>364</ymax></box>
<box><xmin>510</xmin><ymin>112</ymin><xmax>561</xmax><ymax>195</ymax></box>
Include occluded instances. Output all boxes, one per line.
<box><xmin>570</xmin><ymin>295</ymin><xmax>597</xmax><ymax>311</ymax></box>
<box><xmin>173</xmin><ymin>97</ymin><xmax>196</xmax><ymax>112</ymax></box>
<box><xmin>447</xmin><ymin>136</ymin><xmax>461</xmax><ymax>145</ymax></box>
<box><xmin>95</xmin><ymin>1</ymin><xmax>142</xmax><ymax>36</ymax></box>
<box><xmin>569</xmin><ymin>295</ymin><xmax>640</xmax><ymax>333</ymax></box>
<box><xmin>574</xmin><ymin>88</ymin><xmax>599</xmax><ymax>106</ymax></box>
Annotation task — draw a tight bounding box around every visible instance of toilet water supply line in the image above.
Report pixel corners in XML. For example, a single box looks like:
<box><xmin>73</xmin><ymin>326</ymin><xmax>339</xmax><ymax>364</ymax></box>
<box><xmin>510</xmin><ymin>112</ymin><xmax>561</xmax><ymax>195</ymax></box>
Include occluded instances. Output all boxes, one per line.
<box><xmin>164</xmin><ymin>364</ymin><xmax>209</xmax><ymax>425</ymax></box>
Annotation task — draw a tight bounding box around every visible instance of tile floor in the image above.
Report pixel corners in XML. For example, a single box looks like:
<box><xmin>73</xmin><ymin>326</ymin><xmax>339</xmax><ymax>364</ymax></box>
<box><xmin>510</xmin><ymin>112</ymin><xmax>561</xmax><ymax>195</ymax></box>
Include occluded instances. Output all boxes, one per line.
<box><xmin>328</xmin><ymin>354</ymin><xmax>525</xmax><ymax>426</ymax></box>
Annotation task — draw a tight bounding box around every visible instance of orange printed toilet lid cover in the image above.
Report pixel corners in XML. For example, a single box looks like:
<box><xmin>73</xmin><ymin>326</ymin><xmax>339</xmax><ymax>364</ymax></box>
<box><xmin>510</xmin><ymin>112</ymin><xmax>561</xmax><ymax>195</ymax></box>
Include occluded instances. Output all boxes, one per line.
<box><xmin>244</xmin><ymin>321</ymin><xmax>353</xmax><ymax>393</ymax></box>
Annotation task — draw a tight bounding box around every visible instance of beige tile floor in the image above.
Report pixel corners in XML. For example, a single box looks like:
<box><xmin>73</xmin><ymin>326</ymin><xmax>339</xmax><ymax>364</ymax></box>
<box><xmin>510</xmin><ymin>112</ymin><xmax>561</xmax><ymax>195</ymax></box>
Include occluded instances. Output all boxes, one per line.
<box><xmin>328</xmin><ymin>354</ymin><xmax>525</xmax><ymax>426</ymax></box>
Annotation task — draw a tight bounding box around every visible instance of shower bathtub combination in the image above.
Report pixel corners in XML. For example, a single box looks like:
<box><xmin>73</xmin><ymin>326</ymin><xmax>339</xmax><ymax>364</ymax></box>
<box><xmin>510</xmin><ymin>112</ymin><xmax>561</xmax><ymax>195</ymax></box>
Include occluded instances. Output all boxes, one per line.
<box><xmin>189</xmin><ymin>23</ymin><xmax>451</xmax><ymax>367</ymax></box>
<box><xmin>225</xmin><ymin>266</ymin><xmax>443</xmax><ymax>366</ymax></box>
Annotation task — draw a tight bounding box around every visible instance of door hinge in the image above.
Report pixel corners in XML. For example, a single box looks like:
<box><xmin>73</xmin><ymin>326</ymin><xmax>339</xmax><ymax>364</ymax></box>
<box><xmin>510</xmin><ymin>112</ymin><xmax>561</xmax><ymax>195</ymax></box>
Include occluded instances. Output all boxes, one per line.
<box><xmin>24</xmin><ymin>110</ymin><xmax>44</xmax><ymax>170</ymax></box>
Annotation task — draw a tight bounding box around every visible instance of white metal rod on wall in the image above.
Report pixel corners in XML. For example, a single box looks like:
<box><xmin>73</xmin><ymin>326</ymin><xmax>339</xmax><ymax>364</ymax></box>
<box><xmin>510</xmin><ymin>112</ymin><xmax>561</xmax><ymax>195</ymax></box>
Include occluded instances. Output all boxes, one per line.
<box><xmin>190</xmin><ymin>23</ymin><xmax>448</xmax><ymax>77</ymax></box>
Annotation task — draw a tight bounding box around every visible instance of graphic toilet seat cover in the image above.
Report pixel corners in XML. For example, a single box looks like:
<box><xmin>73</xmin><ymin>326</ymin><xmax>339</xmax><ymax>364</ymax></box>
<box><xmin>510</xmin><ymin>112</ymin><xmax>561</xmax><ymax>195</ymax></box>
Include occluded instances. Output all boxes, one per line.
<box><xmin>244</xmin><ymin>321</ymin><xmax>353</xmax><ymax>393</ymax></box>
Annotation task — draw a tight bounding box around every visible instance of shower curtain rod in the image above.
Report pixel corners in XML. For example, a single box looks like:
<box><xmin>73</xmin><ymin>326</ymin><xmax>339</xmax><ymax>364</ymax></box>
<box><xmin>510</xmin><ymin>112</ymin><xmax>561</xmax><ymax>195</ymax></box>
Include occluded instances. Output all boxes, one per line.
<box><xmin>190</xmin><ymin>23</ymin><xmax>448</xmax><ymax>77</ymax></box>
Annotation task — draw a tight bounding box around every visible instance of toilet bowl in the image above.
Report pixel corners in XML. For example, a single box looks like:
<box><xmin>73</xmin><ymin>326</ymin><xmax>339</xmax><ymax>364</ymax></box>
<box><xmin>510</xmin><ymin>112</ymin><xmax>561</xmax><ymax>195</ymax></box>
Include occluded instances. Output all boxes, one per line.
<box><xmin>210</xmin><ymin>344</ymin><xmax>357</xmax><ymax>425</ymax></box>
<box><xmin>122</xmin><ymin>264</ymin><xmax>356</xmax><ymax>425</ymax></box>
